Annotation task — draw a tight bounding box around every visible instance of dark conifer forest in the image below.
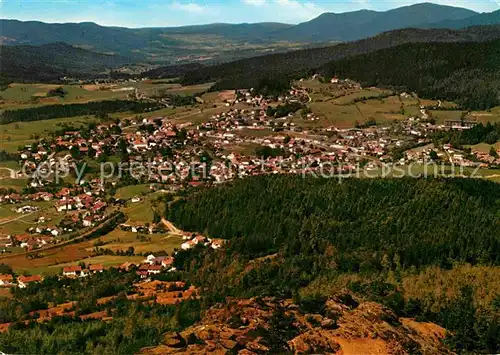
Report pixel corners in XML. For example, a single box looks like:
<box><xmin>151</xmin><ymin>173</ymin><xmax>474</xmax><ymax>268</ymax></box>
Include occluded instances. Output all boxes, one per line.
<box><xmin>182</xmin><ymin>36</ymin><xmax>500</xmax><ymax>110</ymax></box>
<box><xmin>167</xmin><ymin>176</ymin><xmax>500</xmax><ymax>353</ymax></box>
<box><xmin>0</xmin><ymin>100</ymin><xmax>163</xmax><ymax>124</ymax></box>
<box><xmin>169</xmin><ymin>176</ymin><xmax>500</xmax><ymax>270</ymax></box>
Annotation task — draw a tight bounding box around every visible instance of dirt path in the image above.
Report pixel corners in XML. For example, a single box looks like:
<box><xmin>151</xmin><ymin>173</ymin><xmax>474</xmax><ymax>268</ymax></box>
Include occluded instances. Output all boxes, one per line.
<box><xmin>0</xmin><ymin>167</ymin><xmax>19</xmax><ymax>179</ymax></box>
<box><xmin>0</xmin><ymin>210</ymin><xmax>120</xmax><ymax>261</ymax></box>
<box><xmin>161</xmin><ymin>218</ymin><xmax>183</xmax><ymax>235</ymax></box>
<box><xmin>0</xmin><ymin>211</ymin><xmax>34</xmax><ymax>225</ymax></box>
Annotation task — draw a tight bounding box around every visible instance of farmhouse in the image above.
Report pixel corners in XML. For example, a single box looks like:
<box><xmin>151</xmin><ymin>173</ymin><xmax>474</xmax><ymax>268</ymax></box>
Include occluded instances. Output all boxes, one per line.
<box><xmin>0</xmin><ymin>274</ymin><xmax>13</xmax><ymax>286</ymax></box>
<box><xmin>181</xmin><ymin>239</ymin><xmax>197</xmax><ymax>250</ymax></box>
<box><xmin>63</xmin><ymin>265</ymin><xmax>82</xmax><ymax>277</ymax></box>
<box><xmin>445</xmin><ymin>120</ymin><xmax>478</xmax><ymax>130</ymax></box>
<box><xmin>18</xmin><ymin>275</ymin><xmax>43</xmax><ymax>288</ymax></box>
<box><xmin>89</xmin><ymin>264</ymin><xmax>104</xmax><ymax>273</ymax></box>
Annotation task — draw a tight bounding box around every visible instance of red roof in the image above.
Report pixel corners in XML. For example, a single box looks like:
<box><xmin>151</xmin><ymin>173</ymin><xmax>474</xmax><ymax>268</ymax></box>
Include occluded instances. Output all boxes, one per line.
<box><xmin>89</xmin><ymin>264</ymin><xmax>103</xmax><ymax>271</ymax></box>
<box><xmin>92</xmin><ymin>202</ymin><xmax>106</xmax><ymax>212</ymax></box>
<box><xmin>63</xmin><ymin>266</ymin><xmax>82</xmax><ymax>273</ymax></box>
<box><xmin>0</xmin><ymin>274</ymin><xmax>13</xmax><ymax>282</ymax></box>
<box><xmin>160</xmin><ymin>257</ymin><xmax>174</xmax><ymax>266</ymax></box>
<box><xmin>18</xmin><ymin>275</ymin><xmax>42</xmax><ymax>284</ymax></box>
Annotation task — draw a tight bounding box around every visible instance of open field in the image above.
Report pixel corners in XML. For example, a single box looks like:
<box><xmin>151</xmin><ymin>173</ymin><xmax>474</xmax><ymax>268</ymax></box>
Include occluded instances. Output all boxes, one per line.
<box><xmin>24</xmin><ymin>255</ymin><xmax>145</xmax><ymax>276</ymax></box>
<box><xmin>296</xmin><ymin>79</ymin><xmax>500</xmax><ymax>128</ymax></box>
<box><xmin>467</xmin><ymin>142</ymin><xmax>500</xmax><ymax>153</ymax></box>
<box><xmin>0</xmin><ymin>177</ymin><xmax>28</xmax><ymax>191</ymax></box>
<box><xmin>469</xmin><ymin>106</ymin><xmax>500</xmax><ymax>124</ymax></box>
<box><xmin>0</xmin><ymin>84</ymin><xmax>125</xmax><ymax>110</ymax></box>
<box><xmin>0</xmin><ymin>115</ymin><xmax>97</xmax><ymax>152</ymax></box>
<box><xmin>0</xmin><ymin>81</ymin><xmax>215</xmax><ymax>111</ymax></box>
<box><xmin>115</xmin><ymin>184</ymin><xmax>151</xmax><ymax>200</ymax></box>
<box><xmin>0</xmin><ymin>288</ymin><xmax>12</xmax><ymax>298</ymax></box>
<box><xmin>429</xmin><ymin>110</ymin><xmax>464</xmax><ymax>124</ymax></box>
<box><xmin>92</xmin><ymin>230</ymin><xmax>183</xmax><ymax>255</ymax></box>
<box><xmin>0</xmin><ymin>201</ymin><xmax>63</xmax><ymax>235</ymax></box>
<box><xmin>0</xmin><ymin>239</ymin><xmax>94</xmax><ymax>272</ymax></box>
<box><xmin>122</xmin><ymin>199</ymin><xmax>155</xmax><ymax>224</ymax></box>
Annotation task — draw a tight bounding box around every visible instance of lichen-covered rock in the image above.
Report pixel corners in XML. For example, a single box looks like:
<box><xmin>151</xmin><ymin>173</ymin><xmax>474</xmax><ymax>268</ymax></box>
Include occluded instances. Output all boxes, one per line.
<box><xmin>139</xmin><ymin>293</ymin><xmax>452</xmax><ymax>355</ymax></box>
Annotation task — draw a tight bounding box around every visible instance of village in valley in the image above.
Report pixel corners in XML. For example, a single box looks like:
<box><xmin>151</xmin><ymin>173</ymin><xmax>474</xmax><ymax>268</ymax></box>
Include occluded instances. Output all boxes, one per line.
<box><xmin>0</xmin><ymin>74</ymin><xmax>499</xmax><ymax>320</ymax></box>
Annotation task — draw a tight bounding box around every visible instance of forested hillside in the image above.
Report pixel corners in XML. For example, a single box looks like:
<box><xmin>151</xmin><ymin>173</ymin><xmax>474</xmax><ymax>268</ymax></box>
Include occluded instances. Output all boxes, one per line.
<box><xmin>424</xmin><ymin>9</ymin><xmax>500</xmax><ymax>29</ymax></box>
<box><xmin>180</xmin><ymin>26</ymin><xmax>500</xmax><ymax>92</ymax></box>
<box><xmin>168</xmin><ymin>176</ymin><xmax>500</xmax><ymax>353</ymax></box>
<box><xmin>140</xmin><ymin>63</ymin><xmax>204</xmax><ymax>79</ymax></box>
<box><xmin>275</xmin><ymin>3</ymin><xmax>477</xmax><ymax>42</ymax></box>
<box><xmin>0</xmin><ymin>20</ymin><xmax>302</xmax><ymax>64</ymax></box>
<box><xmin>3</xmin><ymin>4</ymin><xmax>493</xmax><ymax>50</ymax></box>
<box><xmin>169</xmin><ymin>176</ymin><xmax>500</xmax><ymax>270</ymax></box>
<box><xmin>0</xmin><ymin>42</ymin><xmax>129</xmax><ymax>84</ymax></box>
<box><xmin>320</xmin><ymin>39</ymin><xmax>500</xmax><ymax>109</ymax></box>
<box><xmin>0</xmin><ymin>270</ymin><xmax>201</xmax><ymax>354</ymax></box>
<box><xmin>0</xmin><ymin>100</ymin><xmax>162</xmax><ymax>124</ymax></box>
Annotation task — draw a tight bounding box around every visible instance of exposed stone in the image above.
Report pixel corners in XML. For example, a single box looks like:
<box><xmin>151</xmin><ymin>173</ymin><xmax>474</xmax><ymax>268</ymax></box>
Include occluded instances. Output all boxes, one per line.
<box><xmin>161</xmin><ymin>332</ymin><xmax>186</xmax><ymax>348</ymax></box>
<box><xmin>140</xmin><ymin>294</ymin><xmax>452</xmax><ymax>355</ymax></box>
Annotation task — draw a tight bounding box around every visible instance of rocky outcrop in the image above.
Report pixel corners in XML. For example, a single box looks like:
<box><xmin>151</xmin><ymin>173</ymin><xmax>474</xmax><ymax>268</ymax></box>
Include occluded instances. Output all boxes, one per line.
<box><xmin>139</xmin><ymin>292</ymin><xmax>451</xmax><ymax>355</ymax></box>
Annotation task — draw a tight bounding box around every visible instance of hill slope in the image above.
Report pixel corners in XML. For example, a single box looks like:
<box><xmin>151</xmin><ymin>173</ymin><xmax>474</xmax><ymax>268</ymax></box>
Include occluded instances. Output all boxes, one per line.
<box><xmin>140</xmin><ymin>295</ymin><xmax>451</xmax><ymax>354</ymax></box>
<box><xmin>180</xmin><ymin>26</ymin><xmax>500</xmax><ymax>101</ymax></box>
<box><xmin>275</xmin><ymin>3</ymin><xmax>478</xmax><ymax>41</ymax></box>
<box><xmin>320</xmin><ymin>39</ymin><xmax>500</xmax><ymax>109</ymax></box>
<box><xmin>1</xmin><ymin>4</ymin><xmax>496</xmax><ymax>63</ymax></box>
<box><xmin>167</xmin><ymin>176</ymin><xmax>500</xmax><ymax>353</ymax></box>
<box><xmin>0</xmin><ymin>19</ymin><xmax>301</xmax><ymax>63</ymax></box>
<box><xmin>0</xmin><ymin>42</ymin><xmax>129</xmax><ymax>83</ymax></box>
<box><xmin>169</xmin><ymin>177</ymin><xmax>500</xmax><ymax>271</ymax></box>
<box><xmin>425</xmin><ymin>9</ymin><xmax>500</xmax><ymax>29</ymax></box>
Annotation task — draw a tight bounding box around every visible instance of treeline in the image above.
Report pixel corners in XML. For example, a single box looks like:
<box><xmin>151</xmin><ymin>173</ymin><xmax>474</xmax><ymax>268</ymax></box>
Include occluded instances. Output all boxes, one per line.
<box><xmin>168</xmin><ymin>176</ymin><xmax>500</xmax><ymax>284</ymax></box>
<box><xmin>0</xmin><ymin>269</ymin><xmax>201</xmax><ymax>354</ymax></box>
<box><xmin>266</xmin><ymin>101</ymin><xmax>303</xmax><ymax>118</ymax></box>
<box><xmin>0</xmin><ymin>150</ymin><xmax>19</xmax><ymax>162</ymax></box>
<box><xmin>141</xmin><ymin>63</ymin><xmax>204</xmax><ymax>79</ymax></box>
<box><xmin>167</xmin><ymin>176</ymin><xmax>500</xmax><ymax>353</ymax></box>
<box><xmin>152</xmin><ymin>91</ymin><xmax>199</xmax><ymax>107</ymax></box>
<box><xmin>433</xmin><ymin>122</ymin><xmax>500</xmax><ymax>146</ymax></box>
<box><xmin>1</xmin><ymin>100</ymin><xmax>163</xmax><ymax>125</ymax></box>
<box><xmin>0</xmin><ymin>42</ymin><xmax>129</xmax><ymax>83</ymax></box>
<box><xmin>320</xmin><ymin>39</ymin><xmax>500</xmax><ymax>110</ymax></box>
<box><xmin>181</xmin><ymin>26</ymin><xmax>500</xmax><ymax>89</ymax></box>
<box><xmin>181</xmin><ymin>32</ymin><xmax>500</xmax><ymax>110</ymax></box>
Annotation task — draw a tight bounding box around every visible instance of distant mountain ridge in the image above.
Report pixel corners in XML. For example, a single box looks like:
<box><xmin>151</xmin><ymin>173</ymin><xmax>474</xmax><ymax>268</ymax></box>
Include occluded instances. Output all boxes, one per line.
<box><xmin>180</xmin><ymin>25</ymin><xmax>500</xmax><ymax>90</ymax></box>
<box><xmin>273</xmin><ymin>2</ymin><xmax>479</xmax><ymax>41</ymax></box>
<box><xmin>0</xmin><ymin>42</ymin><xmax>130</xmax><ymax>83</ymax></box>
<box><xmin>421</xmin><ymin>9</ymin><xmax>500</xmax><ymax>29</ymax></box>
<box><xmin>1</xmin><ymin>3</ymin><xmax>499</xmax><ymax>63</ymax></box>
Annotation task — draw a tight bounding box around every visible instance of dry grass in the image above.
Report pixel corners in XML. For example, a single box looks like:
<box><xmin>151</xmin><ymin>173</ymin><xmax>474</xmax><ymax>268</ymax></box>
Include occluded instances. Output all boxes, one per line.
<box><xmin>402</xmin><ymin>264</ymin><xmax>500</xmax><ymax>311</ymax></box>
<box><xmin>93</xmin><ymin>230</ymin><xmax>183</xmax><ymax>254</ymax></box>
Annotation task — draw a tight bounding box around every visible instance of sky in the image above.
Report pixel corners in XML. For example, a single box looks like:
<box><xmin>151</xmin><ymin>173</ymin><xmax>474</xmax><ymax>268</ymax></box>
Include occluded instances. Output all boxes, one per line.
<box><xmin>1</xmin><ymin>0</ymin><xmax>499</xmax><ymax>27</ymax></box>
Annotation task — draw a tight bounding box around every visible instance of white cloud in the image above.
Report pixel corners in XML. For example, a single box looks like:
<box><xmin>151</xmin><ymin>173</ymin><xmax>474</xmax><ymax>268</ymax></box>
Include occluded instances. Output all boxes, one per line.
<box><xmin>274</xmin><ymin>0</ymin><xmax>325</xmax><ymax>21</ymax></box>
<box><xmin>170</xmin><ymin>1</ymin><xmax>206</xmax><ymax>14</ymax></box>
<box><xmin>242</xmin><ymin>0</ymin><xmax>266</xmax><ymax>6</ymax></box>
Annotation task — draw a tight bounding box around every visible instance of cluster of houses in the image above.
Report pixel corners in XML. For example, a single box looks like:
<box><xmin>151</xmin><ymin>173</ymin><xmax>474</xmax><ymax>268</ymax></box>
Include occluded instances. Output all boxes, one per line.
<box><xmin>180</xmin><ymin>234</ymin><xmax>224</xmax><ymax>250</ymax></box>
<box><xmin>136</xmin><ymin>254</ymin><xmax>175</xmax><ymax>278</ymax></box>
<box><xmin>62</xmin><ymin>264</ymin><xmax>104</xmax><ymax>278</ymax></box>
<box><xmin>0</xmin><ymin>274</ymin><xmax>43</xmax><ymax>289</ymax></box>
<box><xmin>473</xmin><ymin>149</ymin><xmax>500</xmax><ymax>166</ymax></box>
<box><xmin>119</xmin><ymin>223</ymin><xmax>166</xmax><ymax>234</ymax></box>
<box><xmin>1</xmin><ymin>77</ymin><xmax>497</xmax><ymax>257</ymax></box>
<box><xmin>0</xmin><ymin>255</ymin><xmax>177</xmax><ymax>292</ymax></box>
<box><xmin>0</xmin><ymin>192</ymin><xmax>53</xmax><ymax>205</ymax></box>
